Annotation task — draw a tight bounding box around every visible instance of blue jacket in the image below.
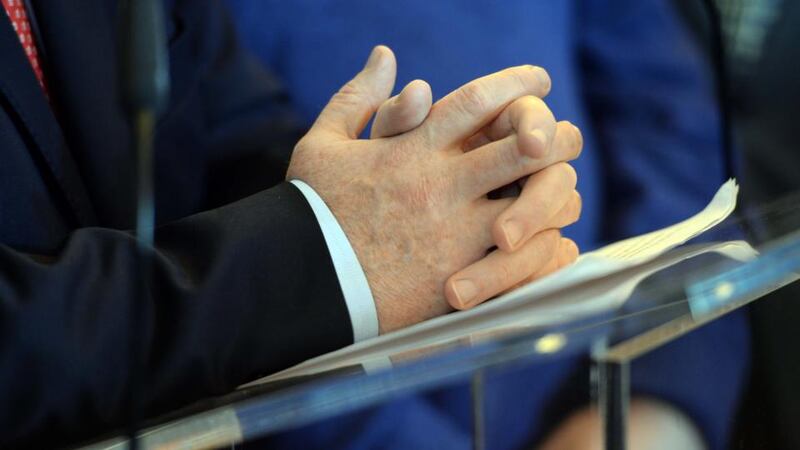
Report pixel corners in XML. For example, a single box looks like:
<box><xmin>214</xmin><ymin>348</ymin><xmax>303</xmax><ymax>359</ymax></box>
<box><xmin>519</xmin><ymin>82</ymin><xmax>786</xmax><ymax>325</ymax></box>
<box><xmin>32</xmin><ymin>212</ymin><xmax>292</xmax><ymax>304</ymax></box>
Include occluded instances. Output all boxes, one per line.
<box><xmin>227</xmin><ymin>0</ymin><xmax>750</xmax><ymax>448</ymax></box>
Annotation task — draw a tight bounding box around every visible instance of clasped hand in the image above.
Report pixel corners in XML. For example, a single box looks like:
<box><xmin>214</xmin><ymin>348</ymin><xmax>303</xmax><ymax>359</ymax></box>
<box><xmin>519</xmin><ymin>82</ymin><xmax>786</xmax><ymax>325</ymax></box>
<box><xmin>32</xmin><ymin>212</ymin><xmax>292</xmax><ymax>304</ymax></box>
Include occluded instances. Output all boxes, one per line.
<box><xmin>288</xmin><ymin>46</ymin><xmax>582</xmax><ymax>333</ymax></box>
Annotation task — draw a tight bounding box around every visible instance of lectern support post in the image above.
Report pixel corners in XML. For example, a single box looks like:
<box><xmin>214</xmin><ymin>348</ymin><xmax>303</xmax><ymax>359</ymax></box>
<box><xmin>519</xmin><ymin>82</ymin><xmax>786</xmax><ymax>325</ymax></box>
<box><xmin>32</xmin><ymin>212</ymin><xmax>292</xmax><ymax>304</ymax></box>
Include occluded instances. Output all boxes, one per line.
<box><xmin>597</xmin><ymin>360</ymin><xmax>629</xmax><ymax>450</ymax></box>
<box><xmin>471</xmin><ymin>369</ymin><xmax>486</xmax><ymax>450</ymax></box>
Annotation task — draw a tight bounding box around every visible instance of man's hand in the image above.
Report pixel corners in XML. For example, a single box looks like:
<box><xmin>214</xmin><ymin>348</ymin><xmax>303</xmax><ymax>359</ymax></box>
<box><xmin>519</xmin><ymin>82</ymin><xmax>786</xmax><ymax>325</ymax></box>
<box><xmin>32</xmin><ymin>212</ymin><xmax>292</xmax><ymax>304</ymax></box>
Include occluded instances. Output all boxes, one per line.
<box><xmin>368</xmin><ymin>63</ymin><xmax>583</xmax><ymax>303</ymax></box>
<box><xmin>288</xmin><ymin>46</ymin><xmax>582</xmax><ymax>333</ymax></box>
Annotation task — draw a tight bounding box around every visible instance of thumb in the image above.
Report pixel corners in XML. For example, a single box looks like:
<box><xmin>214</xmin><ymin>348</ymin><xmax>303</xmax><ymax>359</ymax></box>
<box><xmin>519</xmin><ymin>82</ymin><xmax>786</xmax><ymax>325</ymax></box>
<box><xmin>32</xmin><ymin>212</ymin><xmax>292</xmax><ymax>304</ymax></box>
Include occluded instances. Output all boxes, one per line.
<box><xmin>371</xmin><ymin>79</ymin><xmax>433</xmax><ymax>138</ymax></box>
<box><xmin>312</xmin><ymin>45</ymin><xmax>397</xmax><ymax>139</ymax></box>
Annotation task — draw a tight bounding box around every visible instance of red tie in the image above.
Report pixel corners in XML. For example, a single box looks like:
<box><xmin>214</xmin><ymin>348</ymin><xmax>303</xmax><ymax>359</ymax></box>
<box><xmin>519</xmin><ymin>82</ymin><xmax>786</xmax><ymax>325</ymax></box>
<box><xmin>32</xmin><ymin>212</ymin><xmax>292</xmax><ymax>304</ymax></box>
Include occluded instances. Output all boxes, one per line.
<box><xmin>1</xmin><ymin>0</ymin><xmax>48</xmax><ymax>95</ymax></box>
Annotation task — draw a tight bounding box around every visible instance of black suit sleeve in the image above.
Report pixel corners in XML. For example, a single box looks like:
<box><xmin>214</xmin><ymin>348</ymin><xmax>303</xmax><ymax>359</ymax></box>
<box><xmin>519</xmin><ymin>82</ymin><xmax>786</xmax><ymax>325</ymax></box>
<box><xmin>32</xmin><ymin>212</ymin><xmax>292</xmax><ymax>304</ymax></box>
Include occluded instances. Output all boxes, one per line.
<box><xmin>0</xmin><ymin>182</ymin><xmax>353</xmax><ymax>447</ymax></box>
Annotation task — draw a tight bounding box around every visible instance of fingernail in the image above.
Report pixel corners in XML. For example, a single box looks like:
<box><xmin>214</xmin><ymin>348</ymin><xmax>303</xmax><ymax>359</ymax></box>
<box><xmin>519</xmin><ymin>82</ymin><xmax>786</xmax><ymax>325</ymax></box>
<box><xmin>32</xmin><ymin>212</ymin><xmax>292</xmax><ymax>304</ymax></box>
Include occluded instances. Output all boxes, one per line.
<box><xmin>452</xmin><ymin>279</ymin><xmax>478</xmax><ymax>307</ymax></box>
<box><xmin>502</xmin><ymin>219</ymin><xmax>524</xmax><ymax>249</ymax></box>
<box><xmin>530</xmin><ymin>129</ymin><xmax>548</xmax><ymax>155</ymax></box>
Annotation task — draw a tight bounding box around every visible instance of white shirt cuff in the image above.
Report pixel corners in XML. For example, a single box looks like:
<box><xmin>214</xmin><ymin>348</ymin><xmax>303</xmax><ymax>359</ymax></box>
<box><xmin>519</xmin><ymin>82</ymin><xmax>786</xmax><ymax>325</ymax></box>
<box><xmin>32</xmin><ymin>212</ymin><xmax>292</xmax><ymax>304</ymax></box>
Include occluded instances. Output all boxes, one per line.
<box><xmin>289</xmin><ymin>179</ymin><xmax>379</xmax><ymax>342</ymax></box>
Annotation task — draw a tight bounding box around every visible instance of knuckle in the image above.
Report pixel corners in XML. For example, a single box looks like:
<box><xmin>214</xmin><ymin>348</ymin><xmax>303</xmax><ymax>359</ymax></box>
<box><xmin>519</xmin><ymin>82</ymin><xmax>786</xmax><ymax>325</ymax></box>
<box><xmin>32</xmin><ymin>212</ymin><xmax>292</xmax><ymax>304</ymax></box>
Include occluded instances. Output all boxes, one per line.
<box><xmin>572</xmin><ymin>124</ymin><xmax>584</xmax><ymax>158</ymax></box>
<box><xmin>558</xmin><ymin>239</ymin><xmax>579</xmax><ymax>265</ymax></box>
<box><xmin>569</xmin><ymin>191</ymin><xmax>583</xmax><ymax>221</ymax></box>
<box><xmin>561</xmin><ymin>203</ymin><xmax>581</xmax><ymax>227</ymax></box>
<box><xmin>510</xmin><ymin>201</ymin><xmax>549</xmax><ymax>232</ymax></box>
<box><xmin>542</xmin><ymin>229</ymin><xmax>562</xmax><ymax>250</ymax></box>
<box><xmin>561</xmin><ymin>121</ymin><xmax>582</xmax><ymax>159</ymax></box>
<box><xmin>456</xmin><ymin>80</ymin><xmax>491</xmax><ymax>117</ymax></box>
<box><xmin>553</xmin><ymin>121</ymin><xmax>569</xmax><ymax>140</ymax></box>
<box><xmin>492</xmin><ymin>218</ymin><xmax>508</xmax><ymax>245</ymax></box>
<box><xmin>560</xmin><ymin>163</ymin><xmax>578</xmax><ymax>188</ymax></box>
<box><xmin>554</xmin><ymin>121</ymin><xmax>581</xmax><ymax>160</ymax></box>
<box><xmin>499</xmin><ymin>135</ymin><xmax>524</xmax><ymax>168</ymax></box>
<box><xmin>338</xmin><ymin>79</ymin><xmax>361</xmax><ymax>97</ymax></box>
<box><xmin>494</xmin><ymin>261</ymin><xmax>514</xmax><ymax>286</ymax></box>
<box><xmin>534</xmin><ymin>196</ymin><xmax>556</xmax><ymax>220</ymax></box>
<box><xmin>528</xmin><ymin>229</ymin><xmax>561</xmax><ymax>264</ymax></box>
<box><xmin>331</xmin><ymin>81</ymin><xmax>368</xmax><ymax>109</ymax></box>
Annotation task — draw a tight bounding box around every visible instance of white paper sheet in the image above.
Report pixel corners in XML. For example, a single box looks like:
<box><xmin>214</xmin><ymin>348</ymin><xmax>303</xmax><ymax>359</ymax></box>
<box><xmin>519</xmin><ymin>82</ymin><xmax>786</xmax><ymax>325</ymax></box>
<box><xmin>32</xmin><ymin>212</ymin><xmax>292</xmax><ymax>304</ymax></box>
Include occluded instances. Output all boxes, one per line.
<box><xmin>492</xmin><ymin>178</ymin><xmax>739</xmax><ymax>305</ymax></box>
<box><xmin>245</xmin><ymin>179</ymin><xmax>741</xmax><ymax>385</ymax></box>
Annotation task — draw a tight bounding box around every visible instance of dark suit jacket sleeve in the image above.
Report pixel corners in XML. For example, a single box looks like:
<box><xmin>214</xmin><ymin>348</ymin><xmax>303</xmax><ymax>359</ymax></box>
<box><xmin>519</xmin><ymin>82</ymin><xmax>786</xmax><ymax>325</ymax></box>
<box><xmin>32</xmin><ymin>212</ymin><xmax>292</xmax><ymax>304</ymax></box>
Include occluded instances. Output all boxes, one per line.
<box><xmin>0</xmin><ymin>182</ymin><xmax>353</xmax><ymax>447</ymax></box>
<box><xmin>0</xmin><ymin>1</ymin><xmax>352</xmax><ymax>445</ymax></box>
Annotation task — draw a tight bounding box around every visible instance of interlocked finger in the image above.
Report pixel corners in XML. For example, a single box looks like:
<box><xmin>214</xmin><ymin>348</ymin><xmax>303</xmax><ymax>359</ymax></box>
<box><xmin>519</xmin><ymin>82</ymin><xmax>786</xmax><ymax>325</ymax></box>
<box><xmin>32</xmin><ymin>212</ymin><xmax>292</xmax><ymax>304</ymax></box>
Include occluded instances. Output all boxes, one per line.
<box><xmin>424</xmin><ymin>65</ymin><xmax>552</xmax><ymax>146</ymax></box>
<box><xmin>501</xmin><ymin>237</ymin><xmax>579</xmax><ymax>294</ymax></box>
<box><xmin>492</xmin><ymin>164</ymin><xmax>579</xmax><ymax>253</ymax></box>
<box><xmin>463</xmin><ymin>95</ymin><xmax>557</xmax><ymax>158</ymax></box>
<box><xmin>546</xmin><ymin>190</ymin><xmax>582</xmax><ymax>230</ymax></box>
<box><xmin>458</xmin><ymin>121</ymin><xmax>583</xmax><ymax>198</ymax></box>
<box><xmin>470</xmin><ymin>196</ymin><xmax>515</xmax><ymax>249</ymax></box>
<box><xmin>371</xmin><ymin>79</ymin><xmax>433</xmax><ymax>138</ymax></box>
<box><xmin>445</xmin><ymin>229</ymin><xmax>561</xmax><ymax>310</ymax></box>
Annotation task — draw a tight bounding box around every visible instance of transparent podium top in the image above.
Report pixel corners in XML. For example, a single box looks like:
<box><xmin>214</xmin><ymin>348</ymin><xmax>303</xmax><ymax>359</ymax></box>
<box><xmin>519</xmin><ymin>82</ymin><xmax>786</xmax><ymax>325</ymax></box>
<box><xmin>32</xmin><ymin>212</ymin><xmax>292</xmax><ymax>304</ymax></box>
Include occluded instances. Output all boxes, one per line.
<box><xmin>82</xmin><ymin>192</ymin><xmax>800</xmax><ymax>450</ymax></box>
